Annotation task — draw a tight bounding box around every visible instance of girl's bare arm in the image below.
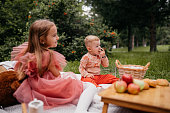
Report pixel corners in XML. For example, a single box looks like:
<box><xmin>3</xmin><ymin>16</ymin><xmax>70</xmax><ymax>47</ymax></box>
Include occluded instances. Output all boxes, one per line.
<box><xmin>49</xmin><ymin>63</ymin><xmax>60</xmax><ymax>77</ymax></box>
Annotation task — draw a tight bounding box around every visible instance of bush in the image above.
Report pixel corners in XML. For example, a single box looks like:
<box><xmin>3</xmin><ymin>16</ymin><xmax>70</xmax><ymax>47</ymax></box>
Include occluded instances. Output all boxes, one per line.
<box><xmin>24</xmin><ymin>0</ymin><xmax>119</xmax><ymax>61</ymax></box>
<box><xmin>56</xmin><ymin>35</ymin><xmax>87</xmax><ymax>61</ymax></box>
<box><xmin>0</xmin><ymin>0</ymin><xmax>118</xmax><ymax>61</ymax></box>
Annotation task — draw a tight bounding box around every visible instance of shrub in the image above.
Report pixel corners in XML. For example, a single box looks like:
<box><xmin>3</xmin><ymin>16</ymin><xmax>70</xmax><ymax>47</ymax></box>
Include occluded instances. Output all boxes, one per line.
<box><xmin>0</xmin><ymin>0</ymin><xmax>118</xmax><ymax>61</ymax></box>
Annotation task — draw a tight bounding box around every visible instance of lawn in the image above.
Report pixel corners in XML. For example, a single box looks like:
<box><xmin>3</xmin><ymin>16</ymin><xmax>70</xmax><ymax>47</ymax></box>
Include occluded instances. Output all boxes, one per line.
<box><xmin>64</xmin><ymin>45</ymin><xmax>170</xmax><ymax>81</ymax></box>
<box><xmin>111</xmin><ymin>45</ymin><xmax>170</xmax><ymax>52</ymax></box>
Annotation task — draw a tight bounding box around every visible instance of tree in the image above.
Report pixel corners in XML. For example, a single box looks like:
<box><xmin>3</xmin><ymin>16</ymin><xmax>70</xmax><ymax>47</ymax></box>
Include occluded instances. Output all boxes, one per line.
<box><xmin>157</xmin><ymin>26</ymin><xmax>170</xmax><ymax>45</ymax></box>
<box><xmin>0</xmin><ymin>0</ymin><xmax>33</xmax><ymax>61</ymax></box>
<box><xmin>0</xmin><ymin>0</ymin><xmax>33</xmax><ymax>45</ymax></box>
<box><xmin>0</xmin><ymin>0</ymin><xmax>119</xmax><ymax>61</ymax></box>
<box><xmin>86</xmin><ymin>0</ymin><xmax>170</xmax><ymax>52</ymax></box>
<box><xmin>147</xmin><ymin>0</ymin><xmax>170</xmax><ymax>52</ymax></box>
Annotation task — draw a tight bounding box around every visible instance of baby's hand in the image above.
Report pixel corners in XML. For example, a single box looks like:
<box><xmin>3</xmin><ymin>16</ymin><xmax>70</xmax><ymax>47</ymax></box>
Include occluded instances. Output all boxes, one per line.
<box><xmin>86</xmin><ymin>73</ymin><xmax>94</xmax><ymax>78</ymax></box>
<box><xmin>100</xmin><ymin>48</ymin><xmax>106</xmax><ymax>57</ymax></box>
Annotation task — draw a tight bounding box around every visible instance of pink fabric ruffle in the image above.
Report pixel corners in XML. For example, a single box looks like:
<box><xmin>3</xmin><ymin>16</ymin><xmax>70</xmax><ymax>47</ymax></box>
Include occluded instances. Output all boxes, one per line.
<box><xmin>12</xmin><ymin>43</ymin><xmax>83</xmax><ymax>109</ymax></box>
<box><xmin>11</xmin><ymin>42</ymin><xmax>28</xmax><ymax>61</ymax></box>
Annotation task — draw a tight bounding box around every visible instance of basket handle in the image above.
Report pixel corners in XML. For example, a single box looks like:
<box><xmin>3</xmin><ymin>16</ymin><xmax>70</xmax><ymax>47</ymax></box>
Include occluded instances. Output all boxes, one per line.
<box><xmin>115</xmin><ymin>60</ymin><xmax>122</xmax><ymax>68</ymax></box>
<box><xmin>144</xmin><ymin>62</ymin><xmax>150</xmax><ymax>69</ymax></box>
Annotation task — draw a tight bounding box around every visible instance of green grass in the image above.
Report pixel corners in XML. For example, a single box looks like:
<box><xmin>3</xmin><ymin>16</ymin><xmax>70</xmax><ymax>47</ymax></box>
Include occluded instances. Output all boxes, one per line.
<box><xmin>64</xmin><ymin>45</ymin><xmax>170</xmax><ymax>81</ymax></box>
<box><xmin>111</xmin><ymin>45</ymin><xmax>170</xmax><ymax>52</ymax></box>
<box><xmin>108</xmin><ymin>52</ymin><xmax>170</xmax><ymax>81</ymax></box>
<box><xmin>64</xmin><ymin>60</ymin><xmax>81</xmax><ymax>74</ymax></box>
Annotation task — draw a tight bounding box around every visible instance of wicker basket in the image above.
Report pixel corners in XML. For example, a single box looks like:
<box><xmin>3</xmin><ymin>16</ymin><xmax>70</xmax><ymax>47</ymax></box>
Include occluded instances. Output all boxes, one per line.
<box><xmin>115</xmin><ymin>60</ymin><xmax>150</xmax><ymax>79</ymax></box>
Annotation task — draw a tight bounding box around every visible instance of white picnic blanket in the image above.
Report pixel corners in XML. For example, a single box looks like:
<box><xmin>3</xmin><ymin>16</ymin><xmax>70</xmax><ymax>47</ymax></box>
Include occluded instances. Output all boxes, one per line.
<box><xmin>0</xmin><ymin>61</ymin><xmax>135</xmax><ymax>113</ymax></box>
<box><xmin>2</xmin><ymin>85</ymin><xmax>134</xmax><ymax>113</ymax></box>
<box><xmin>0</xmin><ymin>61</ymin><xmax>17</xmax><ymax>70</ymax></box>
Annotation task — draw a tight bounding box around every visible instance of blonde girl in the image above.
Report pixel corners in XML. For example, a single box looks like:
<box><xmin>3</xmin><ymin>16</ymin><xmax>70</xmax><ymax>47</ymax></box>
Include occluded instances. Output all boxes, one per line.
<box><xmin>12</xmin><ymin>19</ymin><xmax>97</xmax><ymax>113</ymax></box>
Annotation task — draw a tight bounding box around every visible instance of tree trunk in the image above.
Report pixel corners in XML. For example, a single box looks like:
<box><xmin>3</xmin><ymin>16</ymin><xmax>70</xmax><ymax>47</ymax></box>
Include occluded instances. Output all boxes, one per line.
<box><xmin>142</xmin><ymin>37</ymin><xmax>146</xmax><ymax>47</ymax></box>
<box><xmin>132</xmin><ymin>34</ymin><xmax>134</xmax><ymax>49</ymax></box>
<box><xmin>150</xmin><ymin>1</ymin><xmax>157</xmax><ymax>52</ymax></box>
<box><xmin>128</xmin><ymin>25</ymin><xmax>132</xmax><ymax>52</ymax></box>
<box><xmin>116</xmin><ymin>39</ymin><xmax>119</xmax><ymax>48</ymax></box>
<box><xmin>136</xmin><ymin>38</ymin><xmax>138</xmax><ymax>47</ymax></box>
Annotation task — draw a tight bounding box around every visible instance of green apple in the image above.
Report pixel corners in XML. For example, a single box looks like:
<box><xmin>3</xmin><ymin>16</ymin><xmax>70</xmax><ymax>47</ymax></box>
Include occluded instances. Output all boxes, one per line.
<box><xmin>133</xmin><ymin>79</ymin><xmax>145</xmax><ymax>91</ymax></box>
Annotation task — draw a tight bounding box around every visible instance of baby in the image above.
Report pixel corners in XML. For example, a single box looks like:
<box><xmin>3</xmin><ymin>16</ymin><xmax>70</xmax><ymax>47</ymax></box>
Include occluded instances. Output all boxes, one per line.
<box><xmin>79</xmin><ymin>35</ymin><xmax>119</xmax><ymax>87</ymax></box>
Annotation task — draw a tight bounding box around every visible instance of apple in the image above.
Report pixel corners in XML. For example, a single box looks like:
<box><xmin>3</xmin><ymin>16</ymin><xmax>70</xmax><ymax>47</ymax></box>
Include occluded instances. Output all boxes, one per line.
<box><xmin>133</xmin><ymin>79</ymin><xmax>145</xmax><ymax>91</ymax></box>
<box><xmin>122</xmin><ymin>74</ymin><xmax>133</xmax><ymax>84</ymax></box>
<box><xmin>128</xmin><ymin>83</ymin><xmax>140</xmax><ymax>95</ymax></box>
<box><xmin>114</xmin><ymin>81</ymin><xmax>127</xmax><ymax>93</ymax></box>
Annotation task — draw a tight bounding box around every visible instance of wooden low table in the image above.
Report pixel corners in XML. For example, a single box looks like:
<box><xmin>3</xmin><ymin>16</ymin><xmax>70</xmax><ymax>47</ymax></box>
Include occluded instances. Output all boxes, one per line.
<box><xmin>98</xmin><ymin>84</ymin><xmax>170</xmax><ymax>113</ymax></box>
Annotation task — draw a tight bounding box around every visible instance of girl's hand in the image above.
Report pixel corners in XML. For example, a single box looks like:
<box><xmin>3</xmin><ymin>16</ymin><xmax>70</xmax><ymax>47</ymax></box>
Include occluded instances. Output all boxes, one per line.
<box><xmin>86</xmin><ymin>73</ymin><xmax>94</xmax><ymax>78</ymax></box>
<box><xmin>100</xmin><ymin>48</ymin><xmax>106</xmax><ymax>58</ymax></box>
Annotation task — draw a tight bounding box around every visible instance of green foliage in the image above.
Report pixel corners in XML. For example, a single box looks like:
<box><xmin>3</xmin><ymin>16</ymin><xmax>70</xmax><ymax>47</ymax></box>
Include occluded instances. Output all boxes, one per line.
<box><xmin>0</xmin><ymin>0</ymin><xmax>33</xmax><ymax>42</ymax></box>
<box><xmin>87</xmin><ymin>17</ymin><xmax>119</xmax><ymax>44</ymax></box>
<box><xmin>57</xmin><ymin>35</ymin><xmax>87</xmax><ymax>61</ymax></box>
<box><xmin>88</xmin><ymin>0</ymin><xmax>170</xmax><ymax>29</ymax></box>
<box><xmin>0</xmin><ymin>0</ymin><xmax>118</xmax><ymax>61</ymax></box>
<box><xmin>0</xmin><ymin>0</ymin><xmax>33</xmax><ymax>61</ymax></box>
<box><xmin>27</xmin><ymin>0</ymin><xmax>118</xmax><ymax>61</ymax></box>
<box><xmin>87</xmin><ymin>0</ymin><xmax>170</xmax><ymax>52</ymax></box>
<box><xmin>157</xmin><ymin>26</ymin><xmax>170</xmax><ymax>45</ymax></box>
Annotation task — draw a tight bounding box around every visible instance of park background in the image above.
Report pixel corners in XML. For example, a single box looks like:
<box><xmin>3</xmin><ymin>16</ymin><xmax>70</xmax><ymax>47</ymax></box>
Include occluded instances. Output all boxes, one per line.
<box><xmin>0</xmin><ymin>0</ymin><xmax>170</xmax><ymax>81</ymax></box>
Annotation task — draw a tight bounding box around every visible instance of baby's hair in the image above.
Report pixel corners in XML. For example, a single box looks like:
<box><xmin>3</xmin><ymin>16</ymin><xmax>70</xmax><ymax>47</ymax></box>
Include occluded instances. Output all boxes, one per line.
<box><xmin>84</xmin><ymin>35</ymin><xmax>100</xmax><ymax>48</ymax></box>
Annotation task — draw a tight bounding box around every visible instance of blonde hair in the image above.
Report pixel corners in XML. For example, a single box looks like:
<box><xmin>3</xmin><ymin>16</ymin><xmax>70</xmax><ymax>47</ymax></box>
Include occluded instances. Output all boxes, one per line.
<box><xmin>84</xmin><ymin>35</ymin><xmax>100</xmax><ymax>48</ymax></box>
<box><xmin>17</xmin><ymin>19</ymin><xmax>55</xmax><ymax>80</ymax></box>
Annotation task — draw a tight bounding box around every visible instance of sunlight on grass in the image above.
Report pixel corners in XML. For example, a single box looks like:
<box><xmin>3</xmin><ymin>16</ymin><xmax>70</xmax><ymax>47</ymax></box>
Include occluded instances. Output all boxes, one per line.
<box><xmin>157</xmin><ymin>45</ymin><xmax>170</xmax><ymax>52</ymax></box>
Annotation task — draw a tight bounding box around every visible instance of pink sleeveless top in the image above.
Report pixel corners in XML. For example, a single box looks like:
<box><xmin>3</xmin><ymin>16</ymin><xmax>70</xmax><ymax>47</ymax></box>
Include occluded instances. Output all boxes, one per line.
<box><xmin>12</xmin><ymin>42</ymin><xmax>83</xmax><ymax>109</ymax></box>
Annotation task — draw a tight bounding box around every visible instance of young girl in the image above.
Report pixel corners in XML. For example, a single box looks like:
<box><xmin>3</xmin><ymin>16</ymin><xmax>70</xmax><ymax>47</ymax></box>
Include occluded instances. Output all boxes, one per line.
<box><xmin>12</xmin><ymin>19</ymin><xmax>97</xmax><ymax>113</ymax></box>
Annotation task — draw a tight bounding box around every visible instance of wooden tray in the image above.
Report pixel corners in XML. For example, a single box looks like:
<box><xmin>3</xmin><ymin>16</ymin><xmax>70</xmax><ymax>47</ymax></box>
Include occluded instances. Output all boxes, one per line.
<box><xmin>99</xmin><ymin>84</ymin><xmax>170</xmax><ymax>113</ymax></box>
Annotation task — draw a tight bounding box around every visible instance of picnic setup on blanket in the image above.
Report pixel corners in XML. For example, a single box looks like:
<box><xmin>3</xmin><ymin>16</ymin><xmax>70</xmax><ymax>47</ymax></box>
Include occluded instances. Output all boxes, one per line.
<box><xmin>0</xmin><ymin>60</ymin><xmax>170</xmax><ymax>113</ymax></box>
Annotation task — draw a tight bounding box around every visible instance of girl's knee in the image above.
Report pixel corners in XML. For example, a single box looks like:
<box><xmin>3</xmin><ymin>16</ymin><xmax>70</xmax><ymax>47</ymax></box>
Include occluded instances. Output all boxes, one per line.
<box><xmin>83</xmin><ymin>82</ymin><xmax>97</xmax><ymax>90</ymax></box>
<box><xmin>88</xmin><ymin>83</ymin><xmax>97</xmax><ymax>91</ymax></box>
<box><xmin>89</xmin><ymin>83</ymin><xmax>96</xmax><ymax>88</ymax></box>
<box><xmin>85</xmin><ymin>82</ymin><xmax>95</xmax><ymax>87</ymax></box>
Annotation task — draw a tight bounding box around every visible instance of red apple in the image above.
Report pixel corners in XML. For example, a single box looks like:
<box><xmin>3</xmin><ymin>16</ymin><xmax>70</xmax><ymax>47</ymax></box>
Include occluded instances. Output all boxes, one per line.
<box><xmin>122</xmin><ymin>74</ymin><xmax>133</xmax><ymax>84</ymax></box>
<box><xmin>114</xmin><ymin>80</ymin><xmax>127</xmax><ymax>93</ymax></box>
<box><xmin>128</xmin><ymin>83</ymin><xmax>140</xmax><ymax>95</ymax></box>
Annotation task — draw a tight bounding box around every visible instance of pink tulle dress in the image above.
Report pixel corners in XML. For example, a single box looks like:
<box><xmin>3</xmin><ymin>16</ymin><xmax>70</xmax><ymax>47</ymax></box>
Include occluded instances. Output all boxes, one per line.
<box><xmin>12</xmin><ymin>42</ymin><xmax>83</xmax><ymax>109</ymax></box>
